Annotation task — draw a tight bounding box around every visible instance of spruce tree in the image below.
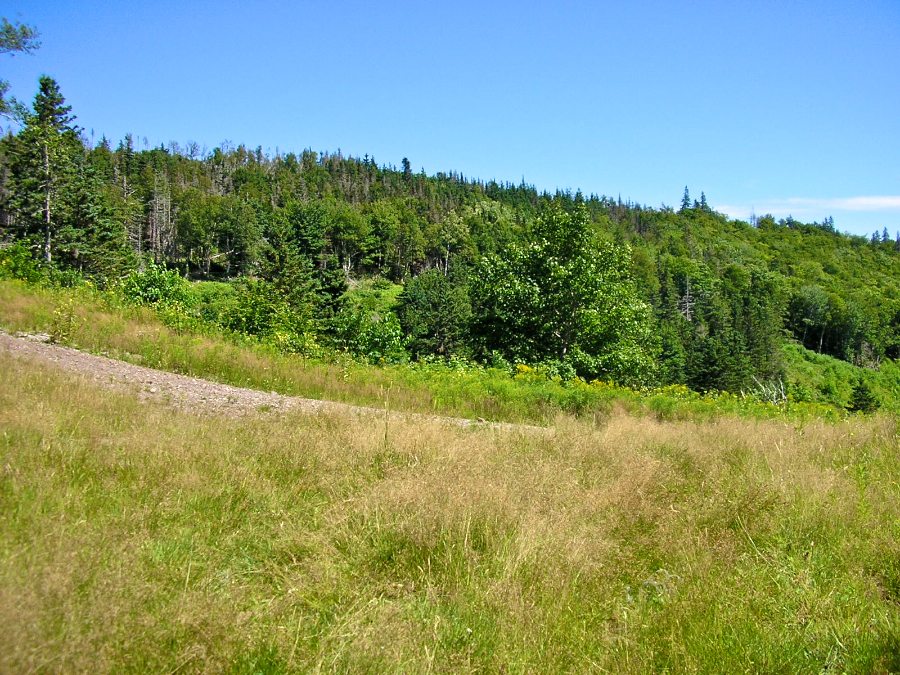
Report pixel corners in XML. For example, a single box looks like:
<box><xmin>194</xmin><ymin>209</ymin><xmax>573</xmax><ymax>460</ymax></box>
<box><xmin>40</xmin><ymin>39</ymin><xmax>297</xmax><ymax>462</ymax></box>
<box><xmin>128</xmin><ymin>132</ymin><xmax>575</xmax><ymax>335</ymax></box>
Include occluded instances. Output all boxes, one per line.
<box><xmin>847</xmin><ymin>377</ymin><xmax>879</xmax><ymax>414</ymax></box>
<box><xmin>3</xmin><ymin>76</ymin><xmax>131</xmax><ymax>275</ymax></box>
<box><xmin>3</xmin><ymin>77</ymin><xmax>80</xmax><ymax>262</ymax></box>
<box><xmin>680</xmin><ymin>186</ymin><xmax>691</xmax><ymax>213</ymax></box>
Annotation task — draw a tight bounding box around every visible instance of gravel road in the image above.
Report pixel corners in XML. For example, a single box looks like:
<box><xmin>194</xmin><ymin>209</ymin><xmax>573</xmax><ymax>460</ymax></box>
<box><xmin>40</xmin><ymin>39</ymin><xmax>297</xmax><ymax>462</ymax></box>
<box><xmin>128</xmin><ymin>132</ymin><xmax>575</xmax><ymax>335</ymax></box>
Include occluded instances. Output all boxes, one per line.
<box><xmin>0</xmin><ymin>331</ymin><xmax>541</xmax><ymax>431</ymax></box>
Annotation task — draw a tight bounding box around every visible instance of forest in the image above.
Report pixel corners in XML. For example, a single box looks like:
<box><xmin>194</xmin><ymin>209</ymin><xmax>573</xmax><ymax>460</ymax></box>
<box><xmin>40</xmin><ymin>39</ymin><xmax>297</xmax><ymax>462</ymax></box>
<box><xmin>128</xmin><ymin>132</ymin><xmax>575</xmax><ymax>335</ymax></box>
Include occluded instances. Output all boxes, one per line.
<box><xmin>2</xmin><ymin>75</ymin><xmax>899</xmax><ymax>411</ymax></box>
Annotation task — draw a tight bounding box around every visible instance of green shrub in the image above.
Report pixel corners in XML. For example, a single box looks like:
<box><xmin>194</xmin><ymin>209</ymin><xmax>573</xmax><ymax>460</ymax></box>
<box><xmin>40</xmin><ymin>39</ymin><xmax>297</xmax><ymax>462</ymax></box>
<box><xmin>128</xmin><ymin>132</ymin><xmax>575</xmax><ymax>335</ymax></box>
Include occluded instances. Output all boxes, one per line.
<box><xmin>190</xmin><ymin>281</ymin><xmax>236</xmax><ymax>323</ymax></box>
<box><xmin>0</xmin><ymin>241</ymin><xmax>43</xmax><ymax>283</ymax></box>
<box><xmin>122</xmin><ymin>262</ymin><xmax>191</xmax><ymax>306</ymax></box>
<box><xmin>218</xmin><ymin>278</ymin><xmax>318</xmax><ymax>355</ymax></box>
<box><xmin>331</xmin><ymin>308</ymin><xmax>408</xmax><ymax>364</ymax></box>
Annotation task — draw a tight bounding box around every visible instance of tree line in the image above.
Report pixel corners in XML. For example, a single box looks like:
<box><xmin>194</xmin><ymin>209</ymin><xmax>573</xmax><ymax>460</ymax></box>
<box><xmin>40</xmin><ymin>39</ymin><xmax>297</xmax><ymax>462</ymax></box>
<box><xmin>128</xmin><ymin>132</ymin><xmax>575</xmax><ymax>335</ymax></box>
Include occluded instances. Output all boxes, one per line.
<box><xmin>2</xmin><ymin>74</ymin><xmax>900</xmax><ymax>397</ymax></box>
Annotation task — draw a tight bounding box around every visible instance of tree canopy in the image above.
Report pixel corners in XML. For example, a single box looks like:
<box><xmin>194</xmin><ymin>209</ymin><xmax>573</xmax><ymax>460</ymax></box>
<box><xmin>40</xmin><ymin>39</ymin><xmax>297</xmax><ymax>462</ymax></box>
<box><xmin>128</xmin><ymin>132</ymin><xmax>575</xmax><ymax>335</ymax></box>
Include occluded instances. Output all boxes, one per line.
<box><xmin>2</xmin><ymin>75</ymin><xmax>900</xmax><ymax>405</ymax></box>
<box><xmin>0</xmin><ymin>17</ymin><xmax>41</xmax><ymax>119</ymax></box>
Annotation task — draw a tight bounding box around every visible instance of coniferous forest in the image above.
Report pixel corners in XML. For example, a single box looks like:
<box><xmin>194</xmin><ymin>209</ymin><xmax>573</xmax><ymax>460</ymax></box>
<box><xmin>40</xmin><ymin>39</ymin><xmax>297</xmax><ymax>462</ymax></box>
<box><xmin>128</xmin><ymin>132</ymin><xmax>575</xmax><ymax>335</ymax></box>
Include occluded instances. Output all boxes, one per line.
<box><xmin>2</xmin><ymin>74</ymin><xmax>900</xmax><ymax>411</ymax></box>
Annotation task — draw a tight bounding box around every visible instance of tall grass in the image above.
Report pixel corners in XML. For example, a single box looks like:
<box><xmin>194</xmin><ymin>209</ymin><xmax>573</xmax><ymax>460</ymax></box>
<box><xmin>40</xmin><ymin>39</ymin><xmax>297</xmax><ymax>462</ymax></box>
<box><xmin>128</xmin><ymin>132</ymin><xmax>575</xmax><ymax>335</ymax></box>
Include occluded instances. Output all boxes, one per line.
<box><xmin>0</xmin><ymin>280</ymin><xmax>846</xmax><ymax>424</ymax></box>
<box><xmin>1</xmin><ymin>350</ymin><xmax>899</xmax><ymax>673</ymax></box>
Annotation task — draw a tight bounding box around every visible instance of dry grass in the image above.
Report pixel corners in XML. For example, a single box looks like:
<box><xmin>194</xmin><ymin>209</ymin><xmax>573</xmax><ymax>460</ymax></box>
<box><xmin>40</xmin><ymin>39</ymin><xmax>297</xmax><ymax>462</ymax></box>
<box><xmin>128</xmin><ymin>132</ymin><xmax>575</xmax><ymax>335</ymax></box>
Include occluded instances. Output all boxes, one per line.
<box><xmin>1</xmin><ymin>347</ymin><xmax>900</xmax><ymax>673</ymax></box>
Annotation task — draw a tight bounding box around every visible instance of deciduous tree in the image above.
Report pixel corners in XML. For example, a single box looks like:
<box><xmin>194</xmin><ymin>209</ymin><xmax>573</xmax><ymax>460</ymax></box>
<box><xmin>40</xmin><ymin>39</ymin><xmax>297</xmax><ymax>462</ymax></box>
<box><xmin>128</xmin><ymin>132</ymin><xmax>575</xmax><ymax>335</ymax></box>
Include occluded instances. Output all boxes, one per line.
<box><xmin>471</xmin><ymin>203</ymin><xmax>657</xmax><ymax>385</ymax></box>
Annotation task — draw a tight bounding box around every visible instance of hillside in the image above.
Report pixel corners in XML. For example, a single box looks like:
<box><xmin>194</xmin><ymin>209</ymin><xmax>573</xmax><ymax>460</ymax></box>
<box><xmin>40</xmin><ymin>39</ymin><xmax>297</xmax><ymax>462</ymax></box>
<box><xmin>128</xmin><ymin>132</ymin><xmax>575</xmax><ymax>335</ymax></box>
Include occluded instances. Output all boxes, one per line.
<box><xmin>2</xmin><ymin>78</ymin><xmax>900</xmax><ymax>409</ymax></box>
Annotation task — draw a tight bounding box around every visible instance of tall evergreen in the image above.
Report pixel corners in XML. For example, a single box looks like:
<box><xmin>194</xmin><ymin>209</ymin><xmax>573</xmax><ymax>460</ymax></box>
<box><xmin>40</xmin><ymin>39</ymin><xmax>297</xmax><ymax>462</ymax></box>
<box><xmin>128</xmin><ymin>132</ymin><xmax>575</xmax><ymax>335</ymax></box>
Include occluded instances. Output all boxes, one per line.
<box><xmin>3</xmin><ymin>76</ymin><xmax>80</xmax><ymax>262</ymax></box>
<box><xmin>2</xmin><ymin>77</ymin><xmax>131</xmax><ymax>275</ymax></box>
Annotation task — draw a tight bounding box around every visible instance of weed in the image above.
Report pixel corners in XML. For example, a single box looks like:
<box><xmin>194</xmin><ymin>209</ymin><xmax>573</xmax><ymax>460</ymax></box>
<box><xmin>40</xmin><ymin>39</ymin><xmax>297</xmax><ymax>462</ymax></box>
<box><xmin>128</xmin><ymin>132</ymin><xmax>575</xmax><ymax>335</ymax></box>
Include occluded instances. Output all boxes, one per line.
<box><xmin>48</xmin><ymin>296</ymin><xmax>80</xmax><ymax>344</ymax></box>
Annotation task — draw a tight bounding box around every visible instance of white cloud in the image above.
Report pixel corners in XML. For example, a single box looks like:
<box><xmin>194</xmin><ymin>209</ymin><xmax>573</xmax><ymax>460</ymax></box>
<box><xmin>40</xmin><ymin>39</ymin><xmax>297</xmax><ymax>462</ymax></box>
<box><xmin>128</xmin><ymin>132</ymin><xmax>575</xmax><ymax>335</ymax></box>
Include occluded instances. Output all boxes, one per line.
<box><xmin>818</xmin><ymin>196</ymin><xmax>900</xmax><ymax>211</ymax></box>
<box><xmin>719</xmin><ymin>196</ymin><xmax>900</xmax><ymax>221</ymax></box>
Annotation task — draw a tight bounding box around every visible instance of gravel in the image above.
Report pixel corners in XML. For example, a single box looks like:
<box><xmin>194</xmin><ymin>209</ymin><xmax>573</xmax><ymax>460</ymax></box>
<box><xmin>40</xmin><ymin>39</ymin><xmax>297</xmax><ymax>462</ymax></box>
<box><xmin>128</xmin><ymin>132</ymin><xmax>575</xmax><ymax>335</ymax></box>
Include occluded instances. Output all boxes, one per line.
<box><xmin>0</xmin><ymin>331</ymin><xmax>542</xmax><ymax>432</ymax></box>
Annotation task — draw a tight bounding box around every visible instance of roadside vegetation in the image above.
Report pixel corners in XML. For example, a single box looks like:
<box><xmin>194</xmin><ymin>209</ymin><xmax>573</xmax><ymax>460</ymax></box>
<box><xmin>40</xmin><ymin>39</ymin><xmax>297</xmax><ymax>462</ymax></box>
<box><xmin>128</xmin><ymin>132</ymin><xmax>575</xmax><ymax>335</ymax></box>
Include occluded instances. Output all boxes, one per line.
<box><xmin>0</xmin><ymin>278</ymin><xmax>863</xmax><ymax>425</ymax></box>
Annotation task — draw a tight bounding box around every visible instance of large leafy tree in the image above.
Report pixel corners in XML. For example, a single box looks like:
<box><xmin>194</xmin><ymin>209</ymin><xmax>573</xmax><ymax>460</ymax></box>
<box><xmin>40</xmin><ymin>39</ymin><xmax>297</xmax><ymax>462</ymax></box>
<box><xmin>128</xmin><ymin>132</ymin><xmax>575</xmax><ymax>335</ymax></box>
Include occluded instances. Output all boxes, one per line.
<box><xmin>470</xmin><ymin>203</ymin><xmax>658</xmax><ymax>385</ymax></box>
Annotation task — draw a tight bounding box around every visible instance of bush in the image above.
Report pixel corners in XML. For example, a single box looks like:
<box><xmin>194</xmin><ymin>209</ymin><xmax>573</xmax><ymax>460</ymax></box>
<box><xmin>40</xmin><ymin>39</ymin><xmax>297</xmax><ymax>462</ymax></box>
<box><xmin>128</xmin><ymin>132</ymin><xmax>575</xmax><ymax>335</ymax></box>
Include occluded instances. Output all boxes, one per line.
<box><xmin>0</xmin><ymin>241</ymin><xmax>43</xmax><ymax>283</ymax></box>
<box><xmin>122</xmin><ymin>263</ymin><xmax>191</xmax><ymax>306</ymax></box>
<box><xmin>217</xmin><ymin>278</ymin><xmax>318</xmax><ymax>355</ymax></box>
<box><xmin>48</xmin><ymin>267</ymin><xmax>87</xmax><ymax>289</ymax></box>
<box><xmin>331</xmin><ymin>308</ymin><xmax>408</xmax><ymax>364</ymax></box>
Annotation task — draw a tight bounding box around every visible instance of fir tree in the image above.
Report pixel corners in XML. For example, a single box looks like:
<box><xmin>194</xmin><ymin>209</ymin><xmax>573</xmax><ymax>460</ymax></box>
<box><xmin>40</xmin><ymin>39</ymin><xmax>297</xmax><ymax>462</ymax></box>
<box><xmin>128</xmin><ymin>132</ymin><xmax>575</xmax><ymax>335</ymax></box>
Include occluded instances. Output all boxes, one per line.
<box><xmin>847</xmin><ymin>377</ymin><xmax>879</xmax><ymax>414</ymax></box>
<box><xmin>680</xmin><ymin>186</ymin><xmax>691</xmax><ymax>213</ymax></box>
<box><xmin>2</xmin><ymin>77</ymin><xmax>131</xmax><ymax>275</ymax></box>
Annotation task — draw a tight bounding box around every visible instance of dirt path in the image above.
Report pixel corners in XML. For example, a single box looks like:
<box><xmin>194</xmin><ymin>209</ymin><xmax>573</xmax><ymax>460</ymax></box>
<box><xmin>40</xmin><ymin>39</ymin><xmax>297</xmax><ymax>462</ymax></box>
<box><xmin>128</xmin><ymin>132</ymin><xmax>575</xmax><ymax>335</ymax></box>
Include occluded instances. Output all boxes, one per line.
<box><xmin>0</xmin><ymin>331</ymin><xmax>542</xmax><ymax>431</ymax></box>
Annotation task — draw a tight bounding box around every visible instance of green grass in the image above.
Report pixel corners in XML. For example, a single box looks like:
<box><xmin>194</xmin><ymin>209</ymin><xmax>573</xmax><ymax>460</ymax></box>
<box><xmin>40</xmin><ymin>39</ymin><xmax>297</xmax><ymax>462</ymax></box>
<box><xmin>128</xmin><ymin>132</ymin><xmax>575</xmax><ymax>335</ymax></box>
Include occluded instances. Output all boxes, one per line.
<box><xmin>343</xmin><ymin>277</ymin><xmax>405</xmax><ymax>315</ymax></box>
<box><xmin>0</xmin><ymin>280</ymin><xmax>860</xmax><ymax>424</ymax></box>
<box><xmin>1</xmin><ymin>351</ymin><xmax>899</xmax><ymax>673</ymax></box>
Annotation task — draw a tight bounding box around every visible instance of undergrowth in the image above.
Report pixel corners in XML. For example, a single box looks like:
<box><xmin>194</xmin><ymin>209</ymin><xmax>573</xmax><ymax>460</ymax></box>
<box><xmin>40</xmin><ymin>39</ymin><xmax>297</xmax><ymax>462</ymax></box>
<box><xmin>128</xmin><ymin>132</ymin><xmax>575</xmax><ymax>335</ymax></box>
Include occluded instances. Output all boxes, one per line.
<box><xmin>0</xmin><ymin>280</ymin><xmax>859</xmax><ymax>424</ymax></box>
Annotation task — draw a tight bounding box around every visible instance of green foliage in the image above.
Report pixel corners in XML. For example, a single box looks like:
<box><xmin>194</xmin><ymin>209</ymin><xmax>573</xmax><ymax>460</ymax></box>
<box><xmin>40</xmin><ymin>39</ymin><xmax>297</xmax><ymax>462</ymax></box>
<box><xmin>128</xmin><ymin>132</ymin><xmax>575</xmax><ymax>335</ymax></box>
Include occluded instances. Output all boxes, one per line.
<box><xmin>122</xmin><ymin>262</ymin><xmax>191</xmax><ymax>306</ymax></box>
<box><xmin>847</xmin><ymin>377</ymin><xmax>880</xmax><ymax>414</ymax></box>
<box><xmin>217</xmin><ymin>278</ymin><xmax>318</xmax><ymax>354</ymax></box>
<box><xmin>471</xmin><ymin>203</ymin><xmax>658</xmax><ymax>386</ymax></box>
<box><xmin>189</xmin><ymin>280</ymin><xmax>236</xmax><ymax>323</ymax></box>
<box><xmin>1</xmin><ymin>77</ymin><xmax>132</xmax><ymax>278</ymax></box>
<box><xmin>396</xmin><ymin>267</ymin><xmax>471</xmax><ymax>358</ymax></box>
<box><xmin>0</xmin><ymin>17</ymin><xmax>41</xmax><ymax>55</ymax></box>
<box><xmin>0</xmin><ymin>241</ymin><xmax>43</xmax><ymax>282</ymax></box>
<box><xmin>331</xmin><ymin>308</ymin><xmax>408</xmax><ymax>364</ymax></box>
<box><xmin>0</xmin><ymin>16</ymin><xmax>41</xmax><ymax>119</ymax></box>
<box><xmin>342</xmin><ymin>277</ymin><xmax>403</xmax><ymax>316</ymax></box>
<box><xmin>657</xmin><ymin>256</ymin><xmax>786</xmax><ymax>392</ymax></box>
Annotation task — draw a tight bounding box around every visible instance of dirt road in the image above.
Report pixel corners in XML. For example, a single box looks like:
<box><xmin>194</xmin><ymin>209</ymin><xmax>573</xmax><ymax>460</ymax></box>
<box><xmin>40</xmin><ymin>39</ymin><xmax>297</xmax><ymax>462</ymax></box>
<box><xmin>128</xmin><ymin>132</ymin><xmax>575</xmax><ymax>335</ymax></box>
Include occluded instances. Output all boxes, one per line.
<box><xmin>0</xmin><ymin>331</ymin><xmax>541</xmax><ymax>431</ymax></box>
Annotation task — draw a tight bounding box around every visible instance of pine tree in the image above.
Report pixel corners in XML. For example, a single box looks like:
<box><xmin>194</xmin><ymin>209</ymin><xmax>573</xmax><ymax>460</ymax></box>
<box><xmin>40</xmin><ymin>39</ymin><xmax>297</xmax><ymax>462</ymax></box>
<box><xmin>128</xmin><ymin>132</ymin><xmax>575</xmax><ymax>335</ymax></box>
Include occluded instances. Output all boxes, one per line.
<box><xmin>2</xmin><ymin>76</ymin><xmax>131</xmax><ymax>275</ymax></box>
<box><xmin>680</xmin><ymin>186</ymin><xmax>691</xmax><ymax>213</ymax></box>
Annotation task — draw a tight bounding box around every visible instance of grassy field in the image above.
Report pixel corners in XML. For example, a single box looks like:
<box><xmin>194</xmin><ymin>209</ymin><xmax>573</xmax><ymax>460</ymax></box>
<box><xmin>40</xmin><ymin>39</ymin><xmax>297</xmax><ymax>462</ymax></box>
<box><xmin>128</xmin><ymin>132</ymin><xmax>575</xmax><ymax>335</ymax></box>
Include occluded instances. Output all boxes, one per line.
<box><xmin>2</xmin><ymin>345</ymin><xmax>900</xmax><ymax>672</ymax></box>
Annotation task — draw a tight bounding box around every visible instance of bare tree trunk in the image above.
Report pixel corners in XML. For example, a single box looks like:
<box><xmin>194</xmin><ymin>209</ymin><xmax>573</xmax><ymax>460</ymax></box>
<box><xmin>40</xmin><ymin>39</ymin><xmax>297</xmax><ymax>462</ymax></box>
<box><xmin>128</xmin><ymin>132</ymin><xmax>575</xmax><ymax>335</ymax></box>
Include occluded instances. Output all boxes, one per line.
<box><xmin>43</xmin><ymin>142</ymin><xmax>51</xmax><ymax>263</ymax></box>
<box><xmin>148</xmin><ymin>172</ymin><xmax>173</xmax><ymax>263</ymax></box>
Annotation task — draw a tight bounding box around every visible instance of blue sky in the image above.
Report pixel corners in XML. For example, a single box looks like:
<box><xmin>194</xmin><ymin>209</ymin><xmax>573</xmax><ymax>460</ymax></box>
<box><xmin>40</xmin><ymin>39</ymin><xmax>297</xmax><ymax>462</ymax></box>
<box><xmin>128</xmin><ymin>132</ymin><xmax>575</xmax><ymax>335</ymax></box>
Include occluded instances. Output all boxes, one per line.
<box><xmin>3</xmin><ymin>0</ymin><xmax>898</xmax><ymax>236</ymax></box>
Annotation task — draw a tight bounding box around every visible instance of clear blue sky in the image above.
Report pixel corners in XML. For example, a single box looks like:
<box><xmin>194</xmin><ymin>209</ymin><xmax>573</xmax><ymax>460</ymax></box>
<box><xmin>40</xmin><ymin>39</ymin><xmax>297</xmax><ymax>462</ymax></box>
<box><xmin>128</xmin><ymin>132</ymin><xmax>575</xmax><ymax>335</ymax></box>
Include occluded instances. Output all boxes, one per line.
<box><xmin>3</xmin><ymin>0</ymin><xmax>898</xmax><ymax>236</ymax></box>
